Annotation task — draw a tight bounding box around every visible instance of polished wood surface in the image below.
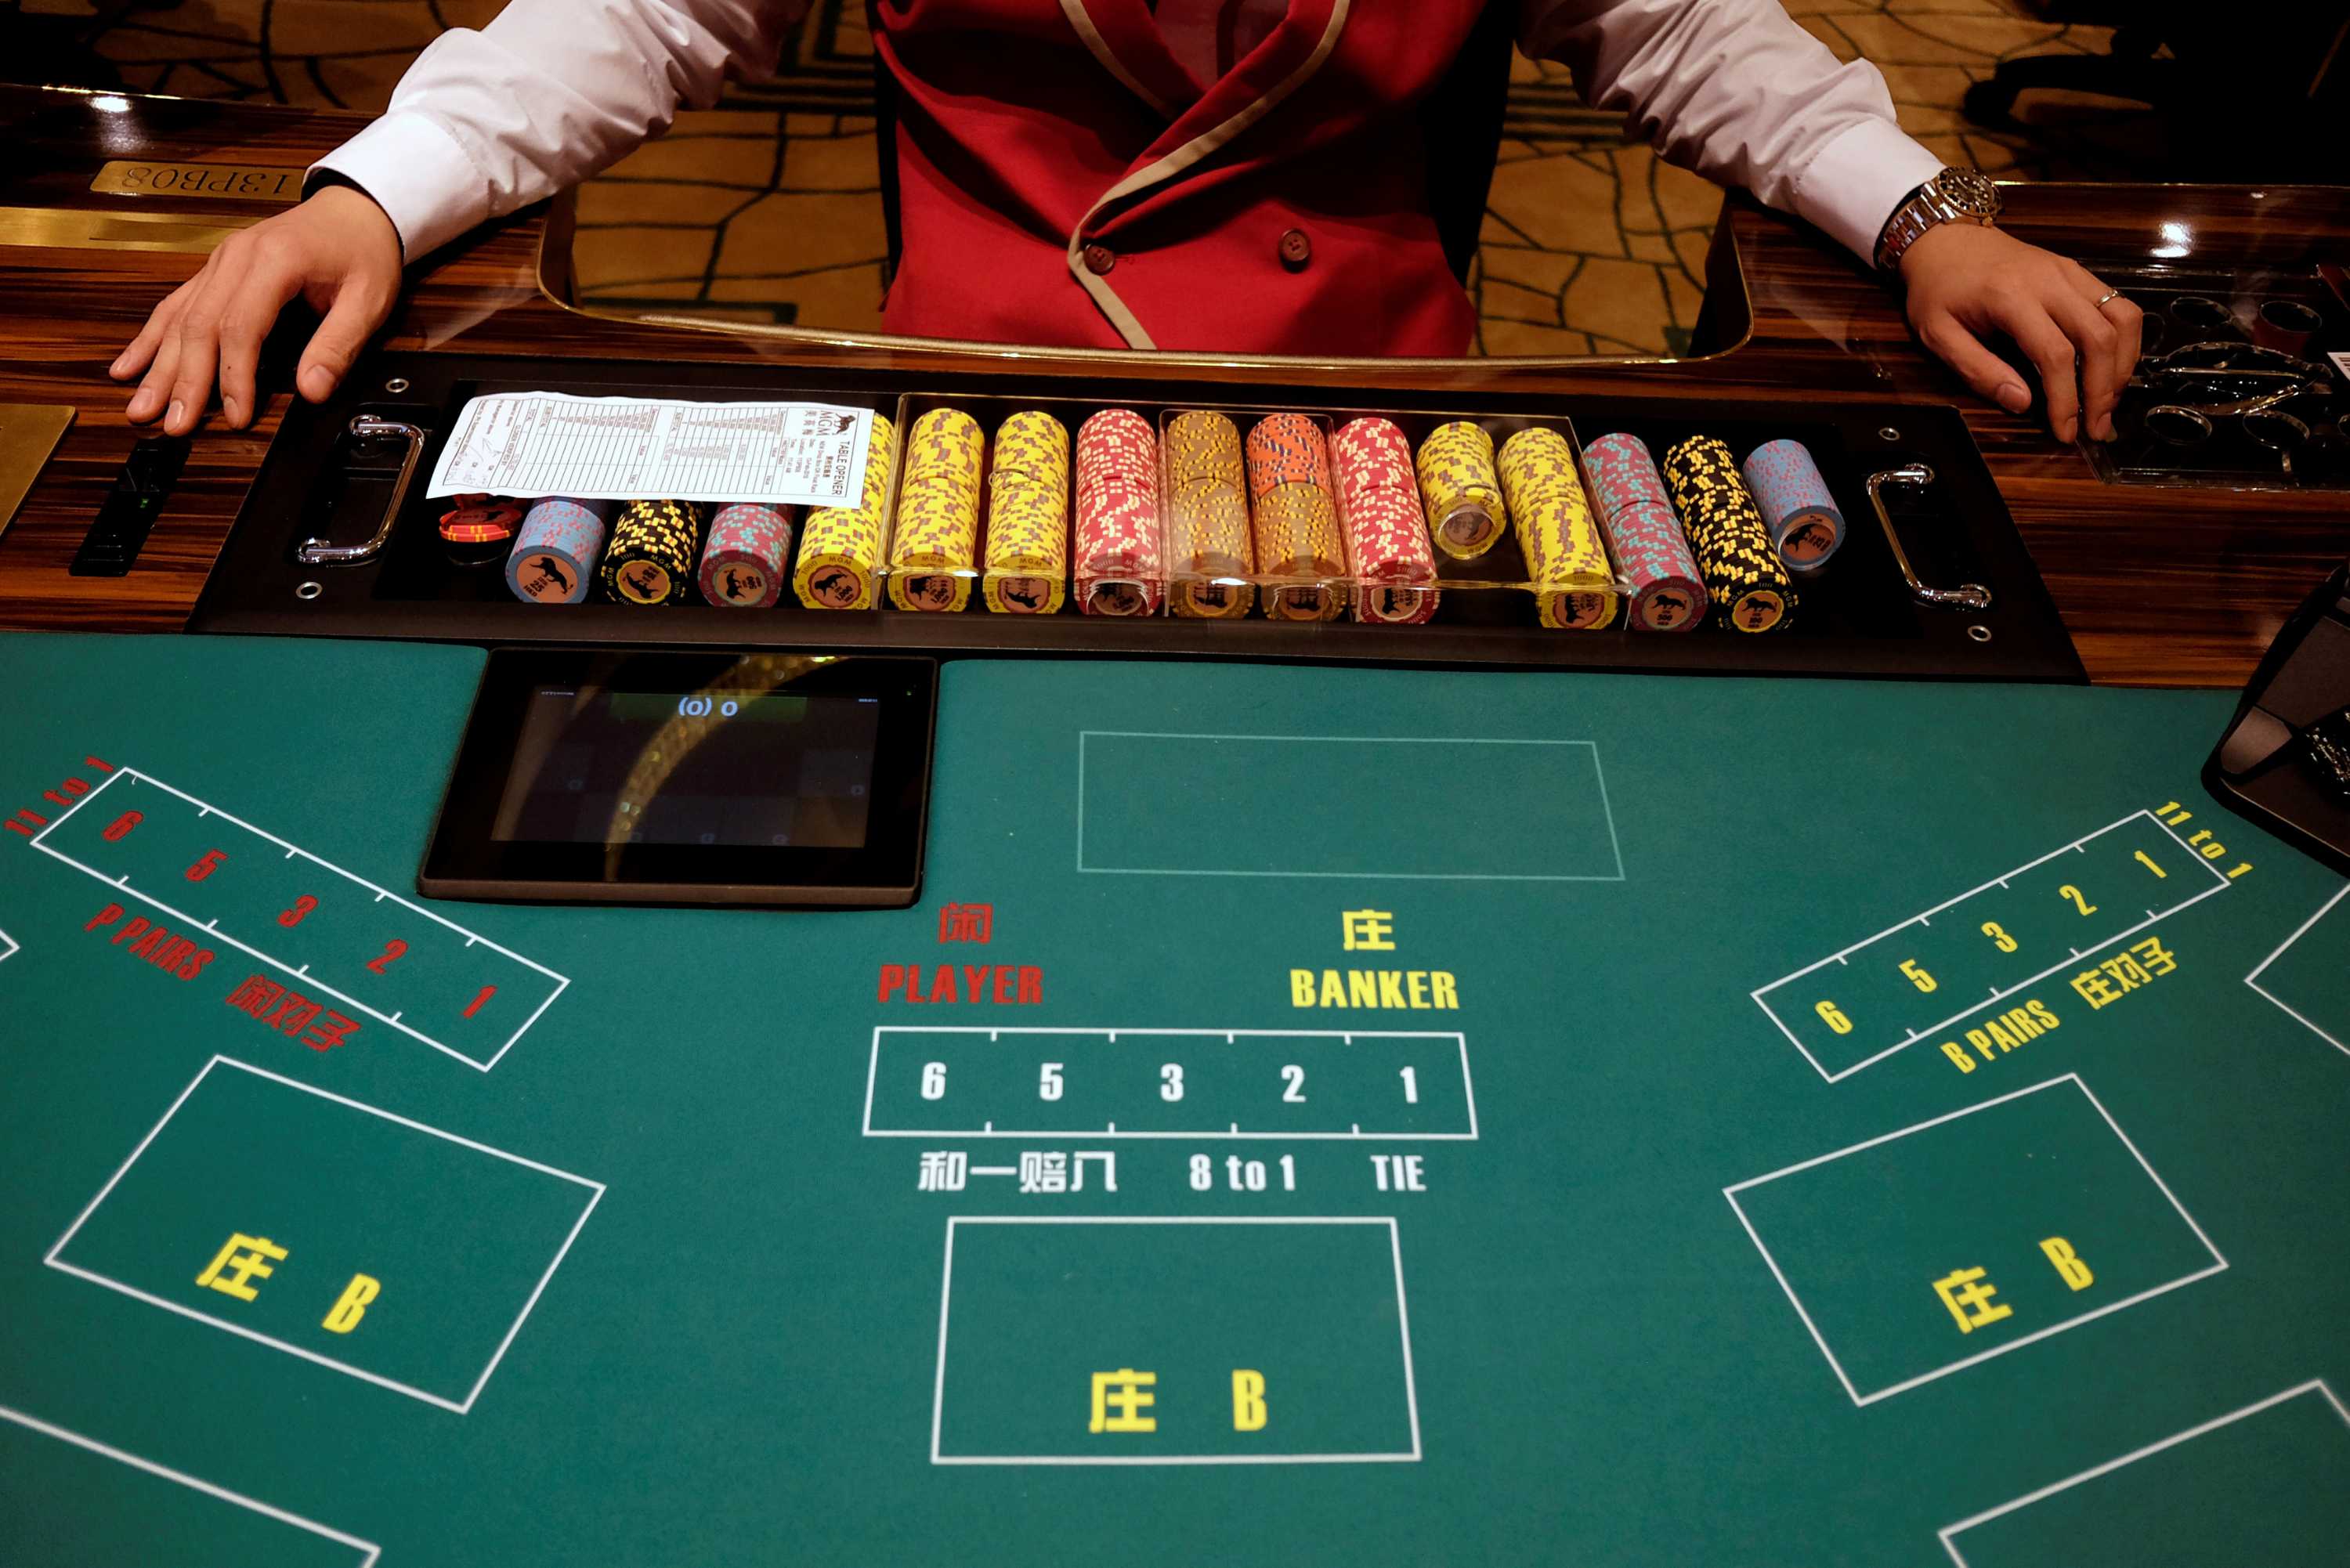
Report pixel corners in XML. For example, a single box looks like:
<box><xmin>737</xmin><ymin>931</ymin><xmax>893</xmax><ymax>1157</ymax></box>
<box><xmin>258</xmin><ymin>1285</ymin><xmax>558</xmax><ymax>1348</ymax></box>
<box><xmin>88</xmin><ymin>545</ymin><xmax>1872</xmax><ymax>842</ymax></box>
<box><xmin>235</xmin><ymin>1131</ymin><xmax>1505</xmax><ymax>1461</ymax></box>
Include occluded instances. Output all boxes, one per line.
<box><xmin>4</xmin><ymin>84</ymin><xmax>2343</xmax><ymax>685</ymax></box>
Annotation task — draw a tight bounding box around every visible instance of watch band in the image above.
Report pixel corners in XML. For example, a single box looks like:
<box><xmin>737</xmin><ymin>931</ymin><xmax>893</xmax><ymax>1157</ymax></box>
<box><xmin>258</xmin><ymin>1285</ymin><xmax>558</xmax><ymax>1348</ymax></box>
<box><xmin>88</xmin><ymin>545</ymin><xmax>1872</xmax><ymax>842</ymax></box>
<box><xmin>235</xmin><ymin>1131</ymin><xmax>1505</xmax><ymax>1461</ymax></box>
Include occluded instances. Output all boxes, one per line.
<box><xmin>1875</xmin><ymin>168</ymin><xmax>2002</xmax><ymax>275</ymax></box>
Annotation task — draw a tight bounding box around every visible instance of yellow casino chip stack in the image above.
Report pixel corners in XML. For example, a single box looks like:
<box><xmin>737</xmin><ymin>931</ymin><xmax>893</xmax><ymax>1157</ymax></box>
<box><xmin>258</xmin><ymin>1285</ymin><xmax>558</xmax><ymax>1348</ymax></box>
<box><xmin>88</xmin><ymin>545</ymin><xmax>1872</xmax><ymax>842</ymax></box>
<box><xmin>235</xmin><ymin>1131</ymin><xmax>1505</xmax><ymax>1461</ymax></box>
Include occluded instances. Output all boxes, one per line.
<box><xmin>599</xmin><ymin>500</ymin><xmax>705</xmax><ymax>606</ymax></box>
<box><xmin>888</xmin><ymin>407</ymin><xmax>985</xmax><ymax>612</ymax></box>
<box><xmin>1661</xmin><ymin>434</ymin><xmax>1795</xmax><ymax>633</ymax></box>
<box><xmin>982</xmin><ymin>410</ymin><xmax>1070</xmax><ymax>615</ymax></box>
<box><xmin>794</xmin><ymin>413</ymin><xmax>895</xmax><ymax>610</ymax></box>
<box><xmin>1496</xmin><ymin>428</ymin><xmax>1618</xmax><ymax>630</ymax></box>
<box><xmin>1414</xmin><ymin>421</ymin><xmax>1507</xmax><ymax>560</ymax></box>
<box><xmin>1163</xmin><ymin>410</ymin><xmax>1254</xmax><ymax>619</ymax></box>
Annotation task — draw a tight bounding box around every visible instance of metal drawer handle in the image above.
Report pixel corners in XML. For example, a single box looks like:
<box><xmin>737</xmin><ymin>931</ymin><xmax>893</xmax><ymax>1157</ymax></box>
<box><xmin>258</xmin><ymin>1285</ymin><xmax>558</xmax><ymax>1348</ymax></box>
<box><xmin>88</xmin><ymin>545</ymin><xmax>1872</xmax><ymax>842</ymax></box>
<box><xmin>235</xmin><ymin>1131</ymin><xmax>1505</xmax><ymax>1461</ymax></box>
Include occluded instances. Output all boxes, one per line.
<box><xmin>295</xmin><ymin>414</ymin><xmax>424</xmax><ymax>565</ymax></box>
<box><xmin>1867</xmin><ymin>462</ymin><xmax>1991</xmax><ymax>611</ymax></box>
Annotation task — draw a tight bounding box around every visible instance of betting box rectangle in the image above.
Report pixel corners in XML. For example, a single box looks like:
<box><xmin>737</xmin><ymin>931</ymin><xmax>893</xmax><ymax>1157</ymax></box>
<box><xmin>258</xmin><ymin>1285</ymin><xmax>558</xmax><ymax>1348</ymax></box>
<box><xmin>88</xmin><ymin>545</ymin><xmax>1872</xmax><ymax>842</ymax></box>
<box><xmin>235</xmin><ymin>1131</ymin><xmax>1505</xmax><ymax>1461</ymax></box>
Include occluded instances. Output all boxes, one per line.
<box><xmin>29</xmin><ymin>767</ymin><xmax>569</xmax><ymax>1071</ymax></box>
<box><xmin>2245</xmin><ymin>883</ymin><xmax>2350</xmax><ymax>1061</ymax></box>
<box><xmin>1725</xmin><ymin>1075</ymin><xmax>2225</xmax><ymax>1405</ymax></box>
<box><xmin>1753</xmin><ymin>810</ymin><xmax>2231</xmax><ymax>1082</ymax></box>
<box><xmin>46</xmin><ymin>1056</ymin><xmax>603</xmax><ymax>1412</ymax></box>
<box><xmin>0</xmin><ymin>1403</ymin><xmax>378</xmax><ymax>1567</ymax></box>
<box><xmin>1076</xmin><ymin>731</ymin><xmax>1624</xmax><ymax>880</ymax></box>
<box><xmin>865</xmin><ymin>1027</ymin><xmax>1477</xmax><ymax>1140</ymax></box>
<box><xmin>1939</xmin><ymin>1380</ymin><xmax>2350</xmax><ymax>1566</ymax></box>
<box><xmin>932</xmin><ymin>1216</ymin><xmax>1420</xmax><ymax>1464</ymax></box>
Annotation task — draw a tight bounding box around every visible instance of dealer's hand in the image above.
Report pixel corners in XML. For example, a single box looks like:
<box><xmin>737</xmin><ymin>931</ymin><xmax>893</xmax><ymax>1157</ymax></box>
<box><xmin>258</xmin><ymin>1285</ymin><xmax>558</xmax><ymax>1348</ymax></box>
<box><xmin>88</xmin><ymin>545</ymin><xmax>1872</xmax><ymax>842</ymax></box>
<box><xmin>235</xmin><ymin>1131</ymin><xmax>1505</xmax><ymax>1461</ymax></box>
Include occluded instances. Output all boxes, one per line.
<box><xmin>111</xmin><ymin>184</ymin><xmax>403</xmax><ymax>436</ymax></box>
<box><xmin>1898</xmin><ymin>222</ymin><xmax>2142</xmax><ymax>444</ymax></box>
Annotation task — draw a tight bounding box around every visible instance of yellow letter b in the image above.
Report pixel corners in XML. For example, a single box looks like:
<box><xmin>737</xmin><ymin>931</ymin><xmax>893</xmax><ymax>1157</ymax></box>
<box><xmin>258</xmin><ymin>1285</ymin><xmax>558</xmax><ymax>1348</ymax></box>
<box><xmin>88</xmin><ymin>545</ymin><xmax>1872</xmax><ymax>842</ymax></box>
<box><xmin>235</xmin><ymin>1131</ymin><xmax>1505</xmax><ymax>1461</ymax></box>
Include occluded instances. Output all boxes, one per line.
<box><xmin>323</xmin><ymin>1274</ymin><xmax>381</xmax><ymax>1334</ymax></box>
<box><xmin>1232</xmin><ymin>1370</ymin><xmax>1267</xmax><ymax>1432</ymax></box>
<box><xmin>2038</xmin><ymin>1237</ymin><xmax>2093</xmax><ymax>1292</ymax></box>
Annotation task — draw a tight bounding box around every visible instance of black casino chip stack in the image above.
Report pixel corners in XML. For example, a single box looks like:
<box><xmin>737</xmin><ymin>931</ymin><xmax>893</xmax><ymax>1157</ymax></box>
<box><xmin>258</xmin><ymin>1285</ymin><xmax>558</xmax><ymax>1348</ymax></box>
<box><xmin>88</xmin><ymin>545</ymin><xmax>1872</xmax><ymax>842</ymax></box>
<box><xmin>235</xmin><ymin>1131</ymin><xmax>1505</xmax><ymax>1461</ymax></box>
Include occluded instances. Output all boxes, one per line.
<box><xmin>598</xmin><ymin>500</ymin><xmax>705</xmax><ymax>606</ymax></box>
<box><xmin>1660</xmin><ymin>435</ymin><xmax>1795</xmax><ymax>634</ymax></box>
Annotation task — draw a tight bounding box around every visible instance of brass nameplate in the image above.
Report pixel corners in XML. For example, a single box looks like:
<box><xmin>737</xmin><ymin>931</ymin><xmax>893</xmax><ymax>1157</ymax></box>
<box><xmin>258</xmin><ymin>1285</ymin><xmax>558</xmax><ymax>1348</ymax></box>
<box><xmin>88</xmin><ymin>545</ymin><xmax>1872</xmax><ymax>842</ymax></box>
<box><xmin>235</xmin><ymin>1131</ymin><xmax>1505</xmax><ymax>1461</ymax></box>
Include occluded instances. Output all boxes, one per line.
<box><xmin>0</xmin><ymin>204</ymin><xmax>255</xmax><ymax>254</ymax></box>
<box><xmin>92</xmin><ymin>160</ymin><xmax>305</xmax><ymax>203</ymax></box>
<box><xmin>0</xmin><ymin>404</ymin><xmax>75</xmax><ymax>541</ymax></box>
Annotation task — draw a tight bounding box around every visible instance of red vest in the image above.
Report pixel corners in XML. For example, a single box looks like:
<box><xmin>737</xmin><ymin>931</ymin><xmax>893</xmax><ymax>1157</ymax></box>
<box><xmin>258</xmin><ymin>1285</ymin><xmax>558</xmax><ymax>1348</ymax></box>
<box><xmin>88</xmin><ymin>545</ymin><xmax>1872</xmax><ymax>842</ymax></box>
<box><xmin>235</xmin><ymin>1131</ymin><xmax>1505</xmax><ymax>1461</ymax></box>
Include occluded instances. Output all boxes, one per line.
<box><xmin>872</xmin><ymin>0</ymin><xmax>1485</xmax><ymax>355</ymax></box>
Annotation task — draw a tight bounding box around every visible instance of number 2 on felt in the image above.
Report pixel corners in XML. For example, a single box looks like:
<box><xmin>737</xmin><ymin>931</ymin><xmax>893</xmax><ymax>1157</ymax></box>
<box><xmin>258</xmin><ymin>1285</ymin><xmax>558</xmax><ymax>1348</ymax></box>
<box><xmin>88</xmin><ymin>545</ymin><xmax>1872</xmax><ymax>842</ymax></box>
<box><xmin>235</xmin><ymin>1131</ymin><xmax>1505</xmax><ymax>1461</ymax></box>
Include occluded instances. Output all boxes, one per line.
<box><xmin>2059</xmin><ymin>883</ymin><xmax>2097</xmax><ymax>916</ymax></box>
<box><xmin>367</xmin><ymin>938</ymin><xmax>407</xmax><ymax>974</ymax></box>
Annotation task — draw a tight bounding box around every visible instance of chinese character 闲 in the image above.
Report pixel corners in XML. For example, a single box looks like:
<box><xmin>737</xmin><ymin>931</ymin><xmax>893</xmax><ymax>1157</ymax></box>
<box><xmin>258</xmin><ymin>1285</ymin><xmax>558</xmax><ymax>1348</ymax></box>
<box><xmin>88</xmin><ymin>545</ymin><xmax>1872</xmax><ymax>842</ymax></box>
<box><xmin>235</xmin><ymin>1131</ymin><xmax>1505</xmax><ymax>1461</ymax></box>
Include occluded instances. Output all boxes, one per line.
<box><xmin>939</xmin><ymin>903</ymin><xmax>993</xmax><ymax>944</ymax></box>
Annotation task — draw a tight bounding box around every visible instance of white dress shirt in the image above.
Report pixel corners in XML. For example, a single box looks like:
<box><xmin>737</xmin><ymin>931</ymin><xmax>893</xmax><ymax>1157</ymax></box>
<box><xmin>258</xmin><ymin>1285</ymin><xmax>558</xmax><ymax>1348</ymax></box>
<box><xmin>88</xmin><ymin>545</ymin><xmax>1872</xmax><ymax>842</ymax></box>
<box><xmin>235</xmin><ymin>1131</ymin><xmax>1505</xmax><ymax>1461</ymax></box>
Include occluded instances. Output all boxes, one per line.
<box><xmin>317</xmin><ymin>0</ymin><xmax>1940</xmax><ymax>280</ymax></box>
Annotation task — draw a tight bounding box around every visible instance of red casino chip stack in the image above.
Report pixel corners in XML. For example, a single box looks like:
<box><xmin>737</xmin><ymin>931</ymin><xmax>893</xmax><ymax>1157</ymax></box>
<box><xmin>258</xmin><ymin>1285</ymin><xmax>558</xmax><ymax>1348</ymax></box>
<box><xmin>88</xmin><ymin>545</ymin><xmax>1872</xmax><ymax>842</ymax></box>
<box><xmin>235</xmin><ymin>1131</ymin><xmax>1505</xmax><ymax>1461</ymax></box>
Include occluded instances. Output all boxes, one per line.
<box><xmin>1073</xmin><ymin>408</ymin><xmax>1164</xmax><ymax>617</ymax></box>
<box><xmin>1580</xmin><ymin>433</ymin><xmax>1708</xmax><ymax>632</ymax></box>
<box><xmin>1329</xmin><ymin>417</ymin><xmax>1438</xmax><ymax>624</ymax></box>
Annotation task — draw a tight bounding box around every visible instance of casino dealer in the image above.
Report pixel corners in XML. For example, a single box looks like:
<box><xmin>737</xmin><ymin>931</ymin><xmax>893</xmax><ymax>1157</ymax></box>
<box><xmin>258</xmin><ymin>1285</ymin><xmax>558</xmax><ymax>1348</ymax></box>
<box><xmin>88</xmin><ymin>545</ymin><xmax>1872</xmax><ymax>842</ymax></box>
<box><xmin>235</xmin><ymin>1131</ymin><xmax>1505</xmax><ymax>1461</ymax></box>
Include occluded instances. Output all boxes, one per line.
<box><xmin>121</xmin><ymin>4</ymin><xmax>2141</xmax><ymax>446</ymax></box>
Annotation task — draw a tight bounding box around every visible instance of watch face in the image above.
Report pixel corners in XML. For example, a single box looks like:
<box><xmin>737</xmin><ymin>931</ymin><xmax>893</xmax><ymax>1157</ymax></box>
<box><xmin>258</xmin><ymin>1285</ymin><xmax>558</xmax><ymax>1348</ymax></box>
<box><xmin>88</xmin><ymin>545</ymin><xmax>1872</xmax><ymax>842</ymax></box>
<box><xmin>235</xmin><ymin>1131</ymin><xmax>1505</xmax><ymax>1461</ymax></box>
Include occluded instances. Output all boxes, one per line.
<box><xmin>1935</xmin><ymin>167</ymin><xmax>2002</xmax><ymax>217</ymax></box>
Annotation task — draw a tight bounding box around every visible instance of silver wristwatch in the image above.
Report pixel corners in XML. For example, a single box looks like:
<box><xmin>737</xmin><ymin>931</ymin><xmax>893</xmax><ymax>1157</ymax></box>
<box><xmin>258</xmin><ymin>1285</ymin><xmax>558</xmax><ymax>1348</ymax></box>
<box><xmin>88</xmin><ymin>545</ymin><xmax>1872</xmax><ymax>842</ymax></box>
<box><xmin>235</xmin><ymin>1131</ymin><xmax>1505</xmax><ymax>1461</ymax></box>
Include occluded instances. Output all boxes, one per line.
<box><xmin>1874</xmin><ymin>167</ymin><xmax>2003</xmax><ymax>274</ymax></box>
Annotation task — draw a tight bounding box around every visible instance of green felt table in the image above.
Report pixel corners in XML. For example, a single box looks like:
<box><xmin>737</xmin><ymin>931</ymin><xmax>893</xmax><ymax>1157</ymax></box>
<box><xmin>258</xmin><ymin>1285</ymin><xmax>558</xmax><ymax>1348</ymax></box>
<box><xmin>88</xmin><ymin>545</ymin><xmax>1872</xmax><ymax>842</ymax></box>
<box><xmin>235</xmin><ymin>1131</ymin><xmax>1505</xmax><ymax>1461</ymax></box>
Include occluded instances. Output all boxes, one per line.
<box><xmin>2</xmin><ymin>634</ymin><xmax>2346</xmax><ymax>1567</ymax></box>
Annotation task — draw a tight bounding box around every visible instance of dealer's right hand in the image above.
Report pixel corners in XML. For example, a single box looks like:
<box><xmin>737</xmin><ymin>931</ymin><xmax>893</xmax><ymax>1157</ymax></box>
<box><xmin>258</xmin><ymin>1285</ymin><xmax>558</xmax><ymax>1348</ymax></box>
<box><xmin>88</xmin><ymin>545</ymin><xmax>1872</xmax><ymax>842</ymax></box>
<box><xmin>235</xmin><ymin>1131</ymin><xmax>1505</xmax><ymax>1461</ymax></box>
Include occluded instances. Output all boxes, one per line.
<box><xmin>111</xmin><ymin>183</ymin><xmax>403</xmax><ymax>436</ymax></box>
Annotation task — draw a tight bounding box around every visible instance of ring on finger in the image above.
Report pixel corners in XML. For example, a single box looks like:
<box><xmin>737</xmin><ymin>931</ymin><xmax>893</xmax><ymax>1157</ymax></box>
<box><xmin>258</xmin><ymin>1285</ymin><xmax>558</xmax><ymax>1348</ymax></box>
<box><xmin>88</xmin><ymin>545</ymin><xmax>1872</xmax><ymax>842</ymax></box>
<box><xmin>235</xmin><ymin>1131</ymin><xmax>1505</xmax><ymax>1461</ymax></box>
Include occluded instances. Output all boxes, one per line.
<box><xmin>2091</xmin><ymin>287</ymin><xmax>2123</xmax><ymax>309</ymax></box>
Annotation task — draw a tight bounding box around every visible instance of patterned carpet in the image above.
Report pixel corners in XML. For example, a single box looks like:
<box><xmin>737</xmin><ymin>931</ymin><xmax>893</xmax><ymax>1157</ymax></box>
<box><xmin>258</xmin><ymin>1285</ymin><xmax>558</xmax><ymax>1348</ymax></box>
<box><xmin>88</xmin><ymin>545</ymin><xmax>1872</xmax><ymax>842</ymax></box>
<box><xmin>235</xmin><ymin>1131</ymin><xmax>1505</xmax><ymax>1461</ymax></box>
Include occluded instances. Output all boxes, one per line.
<box><xmin>18</xmin><ymin>0</ymin><xmax>2153</xmax><ymax>356</ymax></box>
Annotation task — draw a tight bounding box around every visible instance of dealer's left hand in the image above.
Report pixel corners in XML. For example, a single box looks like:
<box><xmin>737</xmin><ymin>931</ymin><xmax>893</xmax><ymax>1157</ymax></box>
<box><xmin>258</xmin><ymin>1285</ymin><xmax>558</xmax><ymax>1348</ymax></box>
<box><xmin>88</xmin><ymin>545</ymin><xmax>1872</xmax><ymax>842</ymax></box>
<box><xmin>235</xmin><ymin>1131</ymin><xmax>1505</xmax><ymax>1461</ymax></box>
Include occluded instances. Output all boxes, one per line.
<box><xmin>1896</xmin><ymin>222</ymin><xmax>2142</xmax><ymax>445</ymax></box>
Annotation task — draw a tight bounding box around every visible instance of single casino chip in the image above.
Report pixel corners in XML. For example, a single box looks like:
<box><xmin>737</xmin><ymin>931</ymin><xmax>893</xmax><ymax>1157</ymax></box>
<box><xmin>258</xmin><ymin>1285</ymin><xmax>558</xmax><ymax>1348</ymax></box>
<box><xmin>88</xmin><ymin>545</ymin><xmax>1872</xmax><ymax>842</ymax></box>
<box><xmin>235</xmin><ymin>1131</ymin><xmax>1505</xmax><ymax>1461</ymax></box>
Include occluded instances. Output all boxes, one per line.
<box><xmin>1662</xmin><ymin>433</ymin><xmax>1795</xmax><ymax>633</ymax></box>
<box><xmin>1582</xmin><ymin>432</ymin><xmax>1708</xmax><ymax>632</ymax></box>
<box><xmin>505</xmin><ymin>497</ymin><xmax>613</xmax><ymax>604</ymax></box>
<box><xmin>439</xmin><ymin>493</ymin><xmax>523</xmax><ymax>541</ymax></box>
<box><xmin>888</xmin><ymin>407</ymin><xmax>985</xmax><ymax>612</ymax></box>
<box><xmin>1164</xmin><ymin>411</ymin><xmax>1255</xmax><ymax>619</ymax></box>
<box><xmin>1740</xmin><ymin>438</ymin><xmax>1846</xmax><ymax>572</ymax></box>
<box><xmin>796</xmin><ymin>413</ymin><xmax>894</xmax><ymax>609</ymax></box>
<box><xmin>696</xmin><ymin>502</ymin><xmax>795</xmax><ymax>608</ymax></box>
<box><xmin>600</xmin><ymin>499</ymin><xmax>704</xmax><ymax>606</ymax></box>
<box><xmin>1415</xmin><ymin>421</ymin><xmax>1506</xmax><ymax>560</ymax></box>
<box><xmin>1496</xmin><ymin>427</ymin><xmax>1618</xmax><ymax>630</ymax></box>
<box><xmin>1332</xmin><ymin>417</ymin><xmax>1438</xmax><ymax>625</ymax></box>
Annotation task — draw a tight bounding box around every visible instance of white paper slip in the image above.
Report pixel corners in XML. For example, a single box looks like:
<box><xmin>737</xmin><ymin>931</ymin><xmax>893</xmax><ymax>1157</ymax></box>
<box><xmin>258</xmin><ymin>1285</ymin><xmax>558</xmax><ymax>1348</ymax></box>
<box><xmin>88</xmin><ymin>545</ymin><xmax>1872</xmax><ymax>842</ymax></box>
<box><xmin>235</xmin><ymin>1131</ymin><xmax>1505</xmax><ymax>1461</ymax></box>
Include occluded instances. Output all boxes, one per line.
<box><xmin>425</xmin><ymin>392</ymin><xmax>876</xmax><ymax>507</ymax></box>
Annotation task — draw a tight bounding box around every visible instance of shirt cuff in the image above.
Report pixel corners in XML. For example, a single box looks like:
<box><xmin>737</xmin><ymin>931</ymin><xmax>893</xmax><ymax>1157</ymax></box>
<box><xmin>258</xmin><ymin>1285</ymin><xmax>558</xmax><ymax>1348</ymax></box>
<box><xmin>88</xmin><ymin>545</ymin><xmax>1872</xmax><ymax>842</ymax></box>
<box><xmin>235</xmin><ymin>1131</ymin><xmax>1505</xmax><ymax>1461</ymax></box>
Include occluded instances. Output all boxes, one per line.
<box><xmin>309</xmin><ymin>112</ymin><xmax>493</xmax><ymax>263</ymax></box>
<box><xmin>1789</xmin><ymin>117</ymin><xmax>1946</xmax><ymax>268</ymax></box>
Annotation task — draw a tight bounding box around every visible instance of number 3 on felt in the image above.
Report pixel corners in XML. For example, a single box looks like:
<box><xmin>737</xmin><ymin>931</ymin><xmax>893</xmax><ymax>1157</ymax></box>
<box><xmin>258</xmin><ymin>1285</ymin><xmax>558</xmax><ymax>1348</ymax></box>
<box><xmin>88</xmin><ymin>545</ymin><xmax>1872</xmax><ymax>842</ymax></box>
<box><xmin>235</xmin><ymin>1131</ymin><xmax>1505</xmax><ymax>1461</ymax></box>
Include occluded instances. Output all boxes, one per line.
<box><xmin>367</xmin><ymin>939</ymin><xmax>407</xmax><ymax>974</ymax></box>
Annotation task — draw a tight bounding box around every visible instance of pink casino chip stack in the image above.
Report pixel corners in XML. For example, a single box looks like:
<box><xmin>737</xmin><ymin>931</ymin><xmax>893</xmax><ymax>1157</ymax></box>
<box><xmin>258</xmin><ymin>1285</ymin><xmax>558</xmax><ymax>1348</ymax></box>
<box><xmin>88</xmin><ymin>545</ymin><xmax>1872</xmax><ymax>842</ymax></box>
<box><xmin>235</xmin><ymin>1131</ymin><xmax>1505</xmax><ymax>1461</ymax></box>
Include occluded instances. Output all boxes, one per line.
<box><xmin>1074</xmin><ymin>408</ymin><xmax>1164</xmax><ymax>616</ymax></box>
<box><xmin>1330</xmin><ymin>417</ymin><xmax>1438</xmax><ymax>624</ymax></box>
<box><xmin>696</xmin><ymin>502</ymin><xmax>797</xmax><ymax>608</ymax></box>
<box><xmin>1580</xmin><ymin>432</ymin><xmax>1708</xmax><ymax>633</ymax></box>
